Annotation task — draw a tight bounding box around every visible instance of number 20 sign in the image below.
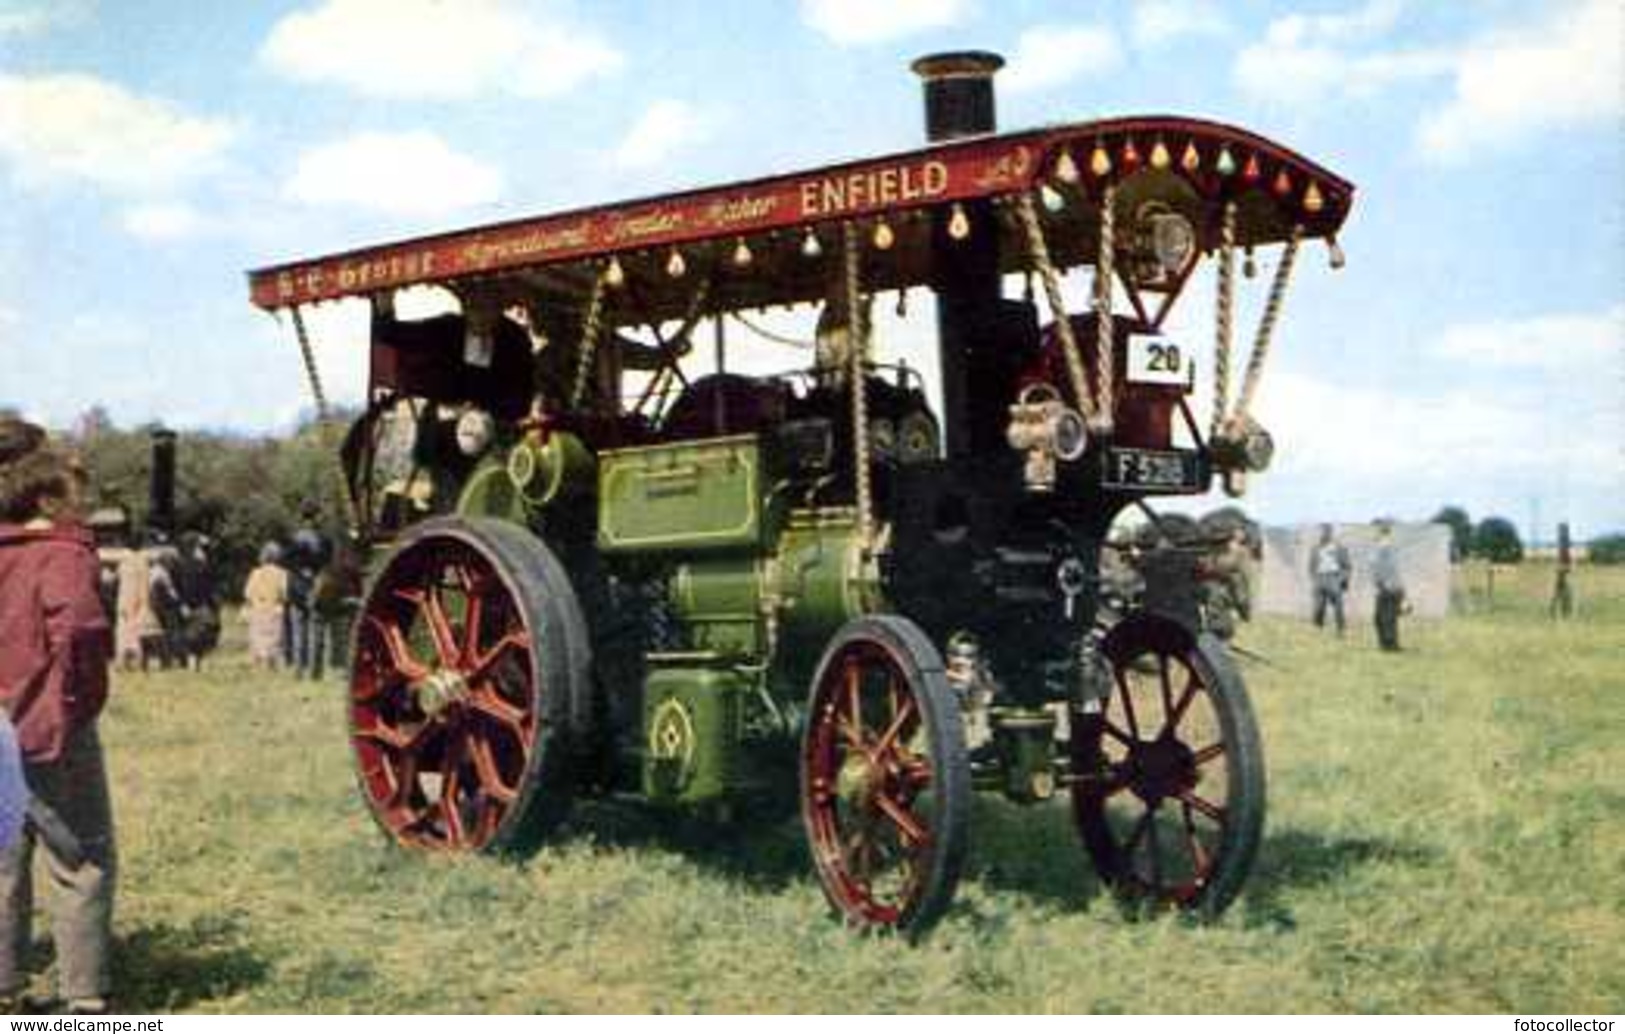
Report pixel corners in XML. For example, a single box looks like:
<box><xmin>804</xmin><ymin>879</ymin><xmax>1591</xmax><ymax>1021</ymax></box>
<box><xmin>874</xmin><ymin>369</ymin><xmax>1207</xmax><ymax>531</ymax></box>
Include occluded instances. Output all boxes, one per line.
<box><xmin>1127</xmin><ymin>337</ymin><xmax>1194</xmax><ymax>387</ymax></box>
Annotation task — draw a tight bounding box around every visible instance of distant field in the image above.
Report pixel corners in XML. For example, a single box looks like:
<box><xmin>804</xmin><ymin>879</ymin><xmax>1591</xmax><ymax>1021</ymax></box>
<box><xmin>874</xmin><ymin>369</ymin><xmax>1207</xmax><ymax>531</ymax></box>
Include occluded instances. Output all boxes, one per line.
<box><xmin>29</xmin><ymin>561</ymin><xmax>1622</xmax><ymax>1012</ymax></box>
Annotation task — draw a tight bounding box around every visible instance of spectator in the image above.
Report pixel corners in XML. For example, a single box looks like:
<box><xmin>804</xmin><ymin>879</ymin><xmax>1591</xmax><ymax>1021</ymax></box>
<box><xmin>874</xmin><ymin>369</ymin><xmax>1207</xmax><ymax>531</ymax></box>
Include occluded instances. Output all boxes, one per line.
<box><xmin>1549</xmin><ymin>524</ymin><xmax>1575</xmax><ymax>620</ymax></box>
<box><xmin>146</xmin><ymin>541</ymin><xmax>182</xmax><ymax>670</ymax></box>
<box><xmin>0</xmin><ymin>430</ymin><xmax>117</xmax><ymax>1015</ymax></box>
<box><xmin>1308</xmin><ymin>523</ymin><xmax>1352</xmax><ymax>635</ymax></box>
<box><xmin>173</xmin><ymin>533</ymin><xmax>221</xmax><ymax>670</ymax></box>
<box><xmin>284</xmin><ymin>503</ymin><xmax>333</xmax><ymax>680</ymax></box>
<box><xmin>113</xmin><ymin>547</ymin><xmax>159</xmax><ymax>671</ymax></box>
<box><xmin>1372</xmin><ymin>521</ymin><xmax>1406</xmax><ymax>652</ymax></box>
<box><xmin>244</xmin><ymin>543</ymin><xmax>289</xmax><ymax>670</ymax></box>
<box><xmin>312</xmin><ymin>546</ymin><xmax>361</xmax><ymax>679</ymax></box>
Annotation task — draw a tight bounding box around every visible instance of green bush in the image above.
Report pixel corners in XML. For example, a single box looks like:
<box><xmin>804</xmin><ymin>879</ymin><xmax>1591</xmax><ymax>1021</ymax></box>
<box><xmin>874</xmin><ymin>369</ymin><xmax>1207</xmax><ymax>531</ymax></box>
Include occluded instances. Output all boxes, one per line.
<box><xmin>1431</xmin><ymin>505</ymin><xmax>1473</xmax><ymax>561</ymax></box>
<box><xmin>1590</xmin><ymin>533</ymin><xmax>1625</xmax><ymax>565</ymax></box>
<box><xmin>1474</xmin><ymin>515</ymin><xmax>1524</xmax><ymax>563</ymax></box>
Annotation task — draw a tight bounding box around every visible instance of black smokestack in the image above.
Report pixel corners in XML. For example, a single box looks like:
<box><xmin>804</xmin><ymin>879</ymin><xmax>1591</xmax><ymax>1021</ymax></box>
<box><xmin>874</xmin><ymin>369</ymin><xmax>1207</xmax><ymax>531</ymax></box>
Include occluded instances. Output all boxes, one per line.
<box><xmin>914</xmin><ymin>51</ymin><xmax>1010</xmax><ymax>459</ymax></box>
<box><xmin>148</xmin><ymin>427</ymin><xmax>177</xmax><ymax>538</ymax></box>
<box><xmin>912</xmin><ymin>51</ymin><xmax>1004</xmax><ymax>142</ymax></box>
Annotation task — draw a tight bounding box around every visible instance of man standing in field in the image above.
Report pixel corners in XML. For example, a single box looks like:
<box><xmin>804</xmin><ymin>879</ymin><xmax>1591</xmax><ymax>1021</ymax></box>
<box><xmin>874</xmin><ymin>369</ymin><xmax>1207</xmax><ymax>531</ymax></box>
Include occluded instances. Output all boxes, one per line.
<box><xmin>1549</xmin><ymin>522</ymin><xmax>1575</xmax><ymax>620</ymax></box>
<box><xmin>1308</xmin><ymin>524</ymin><xmax>1352</xmax><ymax>635</ymax></box>
<box><xmin>0</xmin><ymin>419</ymin><xmax>118</xmax><ymax>1014</ymax></box>
<box><xmin>284</xmin><ymin>502</ymin><xmax>333</xmax><ymax>680</ymax></box>
<box><xmin>1372</xmin><ymin>521</ymin><xmax>1406</xmax><ymax>652</ymax></box>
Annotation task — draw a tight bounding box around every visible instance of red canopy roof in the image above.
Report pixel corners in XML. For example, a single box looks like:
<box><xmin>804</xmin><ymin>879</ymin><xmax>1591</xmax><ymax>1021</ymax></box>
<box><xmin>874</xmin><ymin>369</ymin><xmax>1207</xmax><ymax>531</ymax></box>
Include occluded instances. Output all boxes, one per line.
<box><xmin>248</xmin><ymin>115</ymin><xmax>1354</xmax><ymax>316</ymax></box>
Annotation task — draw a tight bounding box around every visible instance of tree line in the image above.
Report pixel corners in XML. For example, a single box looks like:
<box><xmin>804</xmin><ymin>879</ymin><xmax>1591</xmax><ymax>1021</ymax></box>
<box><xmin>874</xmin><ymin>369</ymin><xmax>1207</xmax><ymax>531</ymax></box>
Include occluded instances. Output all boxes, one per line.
<box><xmin>1430</xmin><ymin>505</ymin><xmax>1623</xmax><ymax>564</ymax></box>
<box><xmin>67</xmin><ymin>407</ymin><xmax>354</xmax><ymax>594</ymax></box>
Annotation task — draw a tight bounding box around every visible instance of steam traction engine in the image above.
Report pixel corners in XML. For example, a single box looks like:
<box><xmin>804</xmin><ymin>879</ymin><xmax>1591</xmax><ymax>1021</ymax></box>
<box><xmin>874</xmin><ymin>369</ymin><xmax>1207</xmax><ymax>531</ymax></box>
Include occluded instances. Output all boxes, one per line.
<box><xmin>249</xmin><ymin>53</ymin><xmax>1353</xmax><ymax>935</ymax></box>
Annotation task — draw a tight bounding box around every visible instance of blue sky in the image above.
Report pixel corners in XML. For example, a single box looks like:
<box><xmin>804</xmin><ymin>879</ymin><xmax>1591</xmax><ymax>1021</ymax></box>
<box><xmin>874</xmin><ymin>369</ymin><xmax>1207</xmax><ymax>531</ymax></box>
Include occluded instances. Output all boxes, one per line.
<box><xmin>1</xmin><ymin>0</ymin><xmax>1620</xmax><ymax>539</ymax></box>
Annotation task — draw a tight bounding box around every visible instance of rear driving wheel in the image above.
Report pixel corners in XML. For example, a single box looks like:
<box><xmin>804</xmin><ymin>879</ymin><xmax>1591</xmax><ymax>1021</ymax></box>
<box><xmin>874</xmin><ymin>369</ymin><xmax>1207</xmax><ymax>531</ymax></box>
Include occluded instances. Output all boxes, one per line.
<box><xmin>801</xmin><ymin>615</ymin><xmax>969</xmax><ymax>937</ymax></box>
<box><xmin>350</xmin><ymin>517</ymin><xmax>587</xmax><ymax>854</ymax></box>
<box><xmin>1071</xmin><ymin>613</ymin><xmax>1264</xmax><ymax>916</ymax></box>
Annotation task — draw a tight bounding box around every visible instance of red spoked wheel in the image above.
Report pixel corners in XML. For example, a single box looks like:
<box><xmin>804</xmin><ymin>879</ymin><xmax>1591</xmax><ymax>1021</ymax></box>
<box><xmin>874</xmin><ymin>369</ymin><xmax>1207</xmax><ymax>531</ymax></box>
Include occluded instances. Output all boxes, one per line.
<box><xmin>801</xmin><ymin>616</ymin><xmax>969</xmax><ymax>937</ymax></box>
<box><xmin>350</xmin><ymin>518</ymin><xmax>587</xmax><ymax>854</ymax></box>
<box><xmin>1071</xmin><ymin>613</ymin><xmax>1264</xmax><ymax>916</ymax></box>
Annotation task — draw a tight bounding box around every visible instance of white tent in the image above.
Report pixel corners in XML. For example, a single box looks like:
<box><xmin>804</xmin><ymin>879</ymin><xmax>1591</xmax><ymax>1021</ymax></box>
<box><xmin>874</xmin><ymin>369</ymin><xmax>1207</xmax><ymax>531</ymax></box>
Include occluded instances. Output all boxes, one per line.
<box><xmin>1259</xmin><ymin>522</ymin><xmax>1452</xmax><ymax>619</ymax></box>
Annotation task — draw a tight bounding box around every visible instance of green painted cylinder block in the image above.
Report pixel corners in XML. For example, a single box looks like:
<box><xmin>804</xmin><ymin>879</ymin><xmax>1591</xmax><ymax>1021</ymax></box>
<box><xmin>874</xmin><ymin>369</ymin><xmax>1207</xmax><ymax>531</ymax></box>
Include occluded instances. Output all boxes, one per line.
<box><xmin>668</xmin><ymin>558</ymin><xmax>763</xmax><ymax>656</ymax></box>
<box><xmin>769</xmin><ymin>509</ymin><xmax>886</xmax><ymax>662</ymax></box>
<box><xmin>660</xmin><ymin>508</ymin><xmax>885</xmax><ymax>662</ymax></box>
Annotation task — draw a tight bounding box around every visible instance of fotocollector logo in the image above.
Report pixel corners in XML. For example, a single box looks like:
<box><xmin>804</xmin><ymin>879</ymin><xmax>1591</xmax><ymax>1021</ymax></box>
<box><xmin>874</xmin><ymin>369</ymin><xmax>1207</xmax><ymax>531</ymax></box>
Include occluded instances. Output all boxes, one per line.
<box><xmin>1513</xmin><ymin>1021</ymin><xmax>1616</xmax><ymax>1031</ymax></box>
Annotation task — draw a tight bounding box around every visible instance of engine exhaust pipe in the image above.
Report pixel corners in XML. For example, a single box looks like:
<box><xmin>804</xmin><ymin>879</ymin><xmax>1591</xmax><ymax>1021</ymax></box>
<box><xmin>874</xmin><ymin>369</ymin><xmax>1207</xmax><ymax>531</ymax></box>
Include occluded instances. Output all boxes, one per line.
<box><xmin>913</xmin><ymin>51</ymin><xmax>1011</xmax><ymax>459</ymax></box>
<box><xmin>148</xmin><ymin>427</ymin><xmax>177</xmax><ymax>538</ymax></box>
<box><xmin>911</xmin><ymin>51</ymin><xmax>1004</xmax><ymax>142</ymax></box>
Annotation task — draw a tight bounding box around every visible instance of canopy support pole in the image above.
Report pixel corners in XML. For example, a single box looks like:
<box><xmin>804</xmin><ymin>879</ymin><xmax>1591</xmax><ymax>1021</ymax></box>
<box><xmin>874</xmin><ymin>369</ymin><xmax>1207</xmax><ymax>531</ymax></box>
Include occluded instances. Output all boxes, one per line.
<box><xmin>1015</xmin><ymin>192</ymin><xmax>1099</xmax><ymax>431</ymax></box>
<box><xmin>570</xmin><ymin>267</ymin><xmax>610</xmax><ymax>409</ymax></box>
<box><xmin>288</xmin><ymin>305</ymin><xmax>360</xmax><ymax>535</ymax></box>
<box><xmin>1212</xmin><ymin>201</ymin><xmax>1237</xmax><ymax>439</ymax></box>
<box><xmin>843</xmin><ymin>221</ymin><xmax>874</xmax><ymax>552</ymax></box>
<box><xmin>1232</xmin><ymin>224</ymin><xmax>1303</xmax><ymax>425</ymax></box>
<box><xmin>1092</xmin><ymin>183</ymin><xmax>1118</xmax><ymax>434</ymax></box>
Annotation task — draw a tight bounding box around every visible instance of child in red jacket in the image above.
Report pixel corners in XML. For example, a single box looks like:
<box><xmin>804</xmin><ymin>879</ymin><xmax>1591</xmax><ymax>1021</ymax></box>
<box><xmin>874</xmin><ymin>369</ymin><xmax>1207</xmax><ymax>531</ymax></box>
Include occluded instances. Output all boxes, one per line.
<box><xmin>0</xmin><ymin>422</ymin><xmax>115</xmax><ymax>1015</ymax></box>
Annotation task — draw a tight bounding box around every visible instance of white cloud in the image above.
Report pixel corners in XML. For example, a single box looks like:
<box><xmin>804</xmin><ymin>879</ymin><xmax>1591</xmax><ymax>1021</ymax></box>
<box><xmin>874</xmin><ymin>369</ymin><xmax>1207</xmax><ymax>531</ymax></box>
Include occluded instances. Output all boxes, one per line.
<box><xmin>1264</xmin><ymin>0</ymin><xmax>1405</xmax><ymax>49</ymax></box>
<box><xmin>1258</xmin><ymin>369</ymin><xmax>1620</xmax><ymax>504</ymax></box>
<box><xmin>0</xmin><ymin>0</ymin><xmax>90</xmax><ymax>37</ymax></box>
<box><xmin>284</xmin><ymin>131</ymin><xmax>504</xmax><ymax>217</ymax></box>
<box><xmin>613</xmin><ymin>100</ymin><xmax>715</xmax><ymax>170</ymax></box>
<box><xmin>1251</xmin><ymin>304</ymin><xmax>1625</xmax><ymax>517</ymax></box>
<box><xmin>1131</xmin><ymin>0</ymin><xmax>1229</xmax><ymax>48</ymax></box>
<box><xmin>0</xmin><ymin>72</ymin><xmax>234</xmax><ymax>194</ymax></box>
<box><xmin>1234</xmin><ymin>1</ymin><xmax>1449</xmax><ymax>108</ymax></box>
<box><xmin>1433</xmin><ymin>305</ymin><xmax>1624</xmax><ymax>370</ymax></box>
<box><xmin>1002</xmin><ymin>24</ymin><xmax>1124</xmax><ymax>94</ymax></box>
<box><xmin>121</xmin><ymin>201</ymin><xmax>207</xmax><ymax>241</ymax></box>
<box><xmin>261</xmin><ymin>0</ymin><xmax>622</xmax><ymax>100</ymax></box>
<box><xmin>1417</xmin><ymin>0</ymin><xmax>1624</xmax><ymax>163</ymax></box>
<box><xmin>800</xmin><ymin>0</ymin><xmax>967</xmax><ymax>45</ymax></box>
<box><xmin>1234</xmin><ymin>0</ymin><xmax>1622</xmax><ymax>164</ymax></box>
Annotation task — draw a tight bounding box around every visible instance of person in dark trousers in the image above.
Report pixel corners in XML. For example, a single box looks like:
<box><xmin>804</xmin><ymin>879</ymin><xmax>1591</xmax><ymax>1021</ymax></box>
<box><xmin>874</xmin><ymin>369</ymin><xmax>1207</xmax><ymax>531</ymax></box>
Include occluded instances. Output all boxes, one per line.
<box><xmin>1372</xmin><ymin>521</ymin><xmax>1406</xmax><ymax>652</ymax></box>
<box><xmin>284</xmin><ymin>502</ymin><xmax>334</xmax><ymax>680</ymax></box>
<box><xmin>173</xmin><ymin>533</ymin><xmax>221</xmax><ymax>670</ymax></box>
<box><xmin>146</xmin><ymin>541</ymin><xmax>182</xmax><ymax>670</ymax></box>
<box><xmin>1549</xmin><ymin>523</ymin><xmax>1575</xmax><ymax>620</ymax></box>
<box><xmin>0</xmin><ymin>422</ymin><xmax>116</xmax><ymax>1015</ymax></box>
<box><xmin>312</xmin><ymin>546</ymin><xmax>361</xmax><ymax>678</ymax></box>
<box><xmin>1308</xmin><ymin>523</ymin><xmax>1352</xmax><ymax>635</ymax></box>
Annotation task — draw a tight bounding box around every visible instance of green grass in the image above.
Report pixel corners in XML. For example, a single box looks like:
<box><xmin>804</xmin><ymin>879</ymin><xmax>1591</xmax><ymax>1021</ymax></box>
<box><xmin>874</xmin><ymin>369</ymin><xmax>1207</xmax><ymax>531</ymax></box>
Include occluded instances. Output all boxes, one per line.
<box><xmin>22</xmin><ymin>562</ymin><xmax>1623</xmax><ymax>1012</ymax></box>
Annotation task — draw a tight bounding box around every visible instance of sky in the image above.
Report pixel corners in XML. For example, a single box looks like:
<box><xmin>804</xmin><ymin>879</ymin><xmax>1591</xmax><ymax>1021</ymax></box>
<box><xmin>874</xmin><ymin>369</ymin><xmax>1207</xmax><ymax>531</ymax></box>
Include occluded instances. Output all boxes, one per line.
<box><xmin>0</xmin><ymin>0</ymin><xmax>1621</xmax><ymax>540</ymax></box>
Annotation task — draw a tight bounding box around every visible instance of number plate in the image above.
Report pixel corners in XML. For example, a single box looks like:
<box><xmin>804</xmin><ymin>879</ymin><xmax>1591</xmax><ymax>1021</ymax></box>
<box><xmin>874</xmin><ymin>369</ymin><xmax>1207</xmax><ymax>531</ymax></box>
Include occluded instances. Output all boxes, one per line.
<box><xmin>1102</xmin><ymin>447</ymin><xmax>1201</xmax><ymax>492</ymax></box>
<box><xmin>1127</xmin><ymin>336</ymin><xmax>1193</xmax><ymax>387</ymax></box>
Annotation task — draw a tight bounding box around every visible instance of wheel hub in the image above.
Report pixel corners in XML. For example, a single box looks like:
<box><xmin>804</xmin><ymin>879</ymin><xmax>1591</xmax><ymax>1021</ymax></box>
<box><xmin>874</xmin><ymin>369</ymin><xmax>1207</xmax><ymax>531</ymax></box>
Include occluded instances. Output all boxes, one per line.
<box><xmin>836</xmin><ymin>754</ymin><xmax>884</xmax><ymax>810</ymax></box>
<box><xmin>414</xmin><ymin>668</ymin><xmax>471</xmax><ymax>719</ymax></box>
<box><xmin>1127</xmin><ymin>734</ymin><xmax>1197</xmax><ymax>804</ymax></box>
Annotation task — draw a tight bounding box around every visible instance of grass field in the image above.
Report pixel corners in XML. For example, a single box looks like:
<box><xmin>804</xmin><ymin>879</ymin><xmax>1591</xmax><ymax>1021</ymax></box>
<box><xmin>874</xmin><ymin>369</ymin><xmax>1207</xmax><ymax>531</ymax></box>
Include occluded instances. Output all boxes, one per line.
<box><xmin>21</xmin><ymin>561</ymin><xmax>1622</xmax><ymax>1013</ymax></box>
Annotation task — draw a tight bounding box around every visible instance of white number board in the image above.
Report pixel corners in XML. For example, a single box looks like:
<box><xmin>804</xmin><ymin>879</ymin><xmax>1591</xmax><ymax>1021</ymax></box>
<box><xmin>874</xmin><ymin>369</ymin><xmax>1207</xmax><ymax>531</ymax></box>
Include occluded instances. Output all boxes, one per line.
<box><xmin>1127</xmin><ymin>336</ymin><xmax>1194</xmax><ymax>387</ymax></box>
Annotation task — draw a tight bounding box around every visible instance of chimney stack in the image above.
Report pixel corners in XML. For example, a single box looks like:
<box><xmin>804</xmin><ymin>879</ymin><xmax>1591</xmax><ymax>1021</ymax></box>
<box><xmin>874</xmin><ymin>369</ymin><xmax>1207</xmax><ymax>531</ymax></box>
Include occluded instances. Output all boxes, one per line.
<box><xmin>911</xmin><ymin>51</ymin><xmax>1005</xmax><ymax>142</ymax></box>
<box><xmin>148</xmin><ymin>427</ymin><xmax>177</xmax><ymax>538</ymax></box>
<box><xmin>913</xmin><ymin>51</ymin><xmax>1011</xmax><ymax>459</ymax></box>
